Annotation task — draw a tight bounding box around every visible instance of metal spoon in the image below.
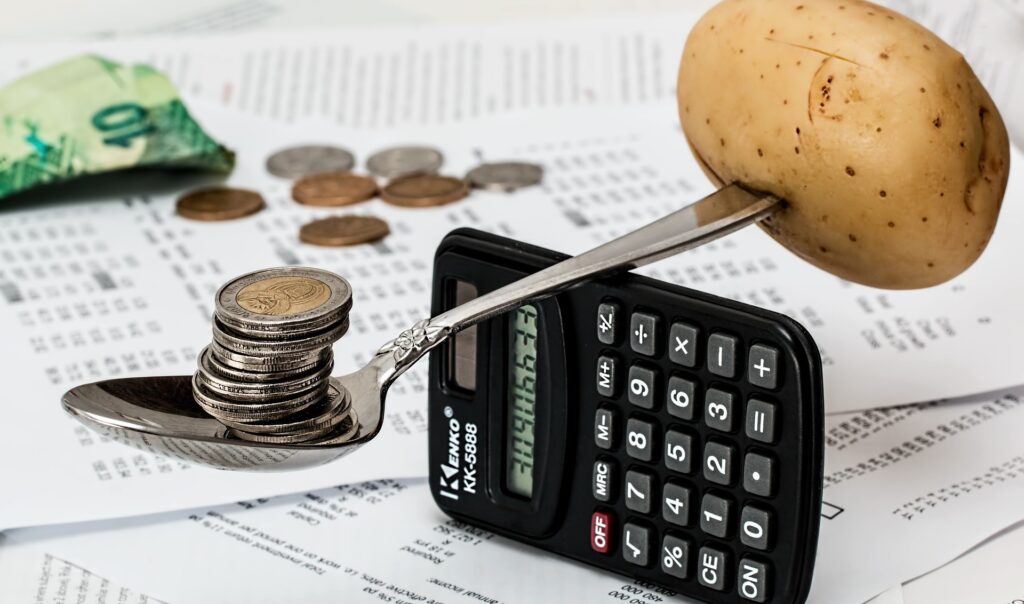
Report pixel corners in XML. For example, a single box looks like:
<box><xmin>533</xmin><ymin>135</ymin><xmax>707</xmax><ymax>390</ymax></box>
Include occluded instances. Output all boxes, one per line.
<box><xmin>63</xmin><ymin>184</ymin><xmax>780</xmax><ymax>471</ymax></box>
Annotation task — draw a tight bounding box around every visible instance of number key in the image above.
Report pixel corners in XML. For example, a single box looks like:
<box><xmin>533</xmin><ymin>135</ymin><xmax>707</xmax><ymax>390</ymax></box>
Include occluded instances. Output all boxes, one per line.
<box><xmin>626</xmin><ymin>418</ymin><xmax>655</xmax><ymax>462</ymax></box>
<box><xmin>627</xmin><ymin>364</ymin><xmax>656</xmax><ymax>409</ymax></box>
<box><xmin>664</xmin><ymin>429</ymin><xmax>693</xmax><ymax>474</ymax></box>
<box><xmin>704</xmin><ymin>387</ymin><xmax>735</xmax><ymax>432</ymax></box>
<box><xmin>740</xmin><ymin>505</ymin><xmax>772</xmax><ymax>550</ymax></box>
<box><xmin>625</xmin><ymin>469</ymin><xmax>654</xmax><ymax>514</ymax></box>
<box><xmin>662</xmin><ymin>482</ymin><xmax>692</xmax><ymax>526</ymax></box>
<box><xmin>700</xmin><ymin>492</ymin><xmax>732</xmax><ymax>538</ymax></box>
<box><xmin>666</xmin><ymin>375</ymin><xmax>696</xmax><ymax>420</ymax></box>
<box><xmin>703</xmin><ymin>440</ymin><xmax>735</xmax><ymax>485</ymax></box>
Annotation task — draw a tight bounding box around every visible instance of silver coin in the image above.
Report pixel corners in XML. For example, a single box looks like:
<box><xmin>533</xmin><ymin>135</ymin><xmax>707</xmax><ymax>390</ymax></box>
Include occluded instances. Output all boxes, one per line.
<box><xmin>229</xmin><ymin>407</ymin><xmax>358</xmax><ymax>444</ymax></box>
<box><xmin>366</xmin><ymin>146</ymin><xmax>444</xmax><ymax>179</ymax></box>
<box><xmin>217</xmin><ymin>383</ymin><xmax>350</xmax><ymax>435</ymax></box>
<box><xmin>266</xmin><ymin>145</ymin><xmax>356</xmax><ymax>180</ymax></box>
<box><xmin>212</xmin><ymin>317</ymin><xmax>348</xmax><ymax>357</ymax></box>
<box><xmin>215</xmin><ymin>267</ymin><xmax>353</xmax><ymax>337</ymax></box>
<box><xmin>209</xmin><ymin>340</ymin><xmax>330</xmax><ymax>373</ymax></box>
<box><xmin>203</xmin><ymin>345</ymin><xmax>323</xmax><ymax>382</ymax></box>
<box><xmin>192</xmin><ymin>373</ymin><xmax>327</xmax><ymax>420</ymax></box>
<box><xmin>197</xmin><ymin>350</ymin><xmax>334</xmax><ymax>401</ymax></box>
<box><xmin>466</xmin><ymin>161</ymin><xmax>544</xmax><ymax>192</ymax></box>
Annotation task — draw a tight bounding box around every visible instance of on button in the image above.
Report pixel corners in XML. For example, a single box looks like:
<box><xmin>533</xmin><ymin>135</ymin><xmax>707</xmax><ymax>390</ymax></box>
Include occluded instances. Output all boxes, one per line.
<box><xmin>591</xmin><ymin>511</ymin><xmax>613</xmax><ymax>554</ymax></box>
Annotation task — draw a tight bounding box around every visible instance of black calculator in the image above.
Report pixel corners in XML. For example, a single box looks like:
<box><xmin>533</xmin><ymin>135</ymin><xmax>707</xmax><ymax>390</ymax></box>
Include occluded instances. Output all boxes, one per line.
<box><xmin>427</xmin><ymin>228</ymin><xmax>824</xmax><ymax>604</ymax></box>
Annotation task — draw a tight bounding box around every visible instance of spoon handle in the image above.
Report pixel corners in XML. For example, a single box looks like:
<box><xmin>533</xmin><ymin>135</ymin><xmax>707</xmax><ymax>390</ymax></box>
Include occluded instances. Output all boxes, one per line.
<box><xmin>375</xmin><ymin>184</ymin><xmax>781</xmax><ymax>380</ymax></box>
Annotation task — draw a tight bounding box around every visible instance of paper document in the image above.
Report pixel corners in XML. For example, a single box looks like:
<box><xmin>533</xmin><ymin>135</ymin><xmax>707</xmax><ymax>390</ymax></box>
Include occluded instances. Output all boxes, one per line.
<box><xmin>0</xmin><ymin>1</ymin><xmax>1020</xmax><ymax>146</ymax></box>
<box><xmin>3</xmin><ymin>101</ymin><xmax>1024</xmax><ymax>528</ymax></box>
<box><xmin>3</xmin><ymin>390</ymin><xmax>1023</xmax><ymax>604</ymax></box>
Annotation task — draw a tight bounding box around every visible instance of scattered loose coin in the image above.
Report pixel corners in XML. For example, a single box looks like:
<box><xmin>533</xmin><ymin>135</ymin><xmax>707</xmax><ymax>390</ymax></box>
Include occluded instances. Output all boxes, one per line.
<box><xmin>366</xmin><ymin>145</ymin><xmax>444</xmax><ymax>179</ymax></box>
<box><xmin>176</xmin><ymin>187</ymin><xmax>265</xmax><ymax>221</ymax></box>
<box><xmin>466</xmin><ymin>161</ymin><xmax>544</xmax><ymax>192</ymax></box>
<box><xmin>380</xmin><ymin>174</ymin><xmax>469</xmax><ymax>208</ymax></box>
<box><xmin>299</xmin><ymin>215</ymin><xmax>391</xmax><ymax>246</ymax></box>
<box><xmin>291</xmin><ymin>171</ymin><xmax>378</xmax><ymax>207</ymax></box>
<box><xmin>266</xmin><ymin>145</ymin><xmax>356</xmax><ymax>179</ymax></box>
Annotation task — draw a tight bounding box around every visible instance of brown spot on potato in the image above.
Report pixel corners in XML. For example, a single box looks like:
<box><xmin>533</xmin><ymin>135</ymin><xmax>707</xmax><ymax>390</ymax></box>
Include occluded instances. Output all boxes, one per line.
<box><xmin>794</xmin><ymin>146</ymin><xmax>800</xmax><ymax>154</ymax></box>
<box><xmin>845</xmin><ymin>166</ymin><xmax>856</xmax><ymax>176</ymax></box>
<box><xmin>927</xmin><ymin>262</ymin><xmax>935</xmax><ymax>268</ymax></box>
<box><xmin>879</xmin><ymin>52</ymin><xmax>889</xmax><ymax>59</ymax></box>
<box><xmin>720</xmin><ymin>138</ymin><xmax>726</xmax><ymax>146</ymax></box>
<box><xmin>888</xmin><ymin>221</ymin><xmax>896</xmax><ymax>228</ymax></box>
<box><xmin>921</xmin><ymin>217</ymin><xmax>928</xmax><ymax>222</ymax></box>
<box><xmin>796</xmin><ymin>4</ymin><xmax>804</xmax><ymax>9</ymax></box>
<box><xmin>923</xmin><ymin>44</ymin><xmax>931</xmax><ymax>50</ymax></box>
<box><xmin>796</xmin><ymin>127</ymin><xmax>801</xmax><ymax>134</ymax></box>
<box><xmin>848</xmin><ymin>234</ymin><xmax>857</xmax><ymax>242</ymax></box>
<box><xmin>879</xmin><ymin>190</ymin><xmax>887</xmax><ymax>198</ymax></box>
<box><xmin>757</xmin><ymin>148</ymin><xmax>764</xmax><ymax>157</ymax></box>
<box><xmin>919</xmin><ymin>87</ymin><xmax>926</xmax><ymax>93</ymax></box>
<box><xmin>876</xmin><ymin>127</ymin><xmax>882</xmax><ymax>132</ymax></box>
<box><xmin>819</xmin><ymin>245</ymin><xmax>828</xmax><ymax>253</ymax></box>
<box><xmin>933</xmin><ymin>116</ymin><xmax>942</xmax><ymax>128</ymax></box>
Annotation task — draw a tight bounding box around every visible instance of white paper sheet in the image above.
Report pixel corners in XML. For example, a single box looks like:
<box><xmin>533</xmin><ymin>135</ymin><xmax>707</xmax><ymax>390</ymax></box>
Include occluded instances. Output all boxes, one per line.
<box><xmin>4</xmin><ymin>390</ymin><xmax>1023</xmax><ymax>604</ymax></box>
<box><xmin>869</xmin><ymin>519</ymin><xmax>1024</xmax><ymax>604</ymax></box>
<box><xmin>0</xmin><ymin>1</ymin><xmax>1019</xmax><ymax>147</ymax></box>
<box><xmin>3</xmin><ymin>100</ymin><xmax>1024</xmax><ymax>529</ymax></box>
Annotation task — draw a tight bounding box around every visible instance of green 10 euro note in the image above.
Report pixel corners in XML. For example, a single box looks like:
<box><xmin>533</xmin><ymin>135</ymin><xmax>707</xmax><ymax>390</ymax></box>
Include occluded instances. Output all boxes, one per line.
<box><xmin>0</xmin><ymin>54</ymin><xmax>234</xmax><ymax>199</ymax></box>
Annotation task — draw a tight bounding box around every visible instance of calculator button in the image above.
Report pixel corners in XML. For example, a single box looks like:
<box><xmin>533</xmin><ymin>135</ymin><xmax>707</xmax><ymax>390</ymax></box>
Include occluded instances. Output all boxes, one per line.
<box><xmin>704</xmin><ymin>387</ymin><xmax>735</xmax><ymax>432</ymax></box>
<box><xmin>738</xmin><ymin>557</ymin><xmax>770</xmax><ymax>602</ymax></box>
<box><xmin>740</xmin><ymin>505</ymin><xmax>772</xmax><ymax>550</ymax></box>
<box><xmin>629</xmin><ymin>312</ymin><xmax>659</xmax><ymax>357</ymax></box>
<box><xmin>622</xmin><ymin>522</ymin><xmax>652</xmax><ymax>566</ymax></box>
<box><xmin>597</xmin><ymin>302</ymin><xmax>620</xmax><ymax>345</ymax></box>
<box><xmin>707</xmin><ymin>332</ymin><xmax>738</xmax><ymax>378</ymax></box>
<box><xmin>627</xmin><ymin>364</ymin><xmax>657</xmax><ymax>409</ymax></box>
<box><xmin>596</xmin><ymin>355</ymin><xmax>618</xmax><ymax>398</ymax></box>
<box><xmin>660</xmin><ymin>534</ymin><xmax>692</xmax><ymax>580</ymax></box>
<box><xmin>593</xmin><ymin>459</ymin><xmax>616</xmax><ymax>502</ymax></box>
<box><xmin>668</xmin><ymin>322</ymin><xmax>699</xmax><ymax>368</ymax></box>
<box><xmin>594</xmin><ymin>407</ymin><xmax>616</xmax><ymax>449</ymax></box>
<box><xmin>699</xmin><ymin>492</ymin><xmax>732</xmax><ymax>538</ymax></box>
<box><xmin>625</xmin><ymin>469</ymin><xmax>654</xmax><ymax>514</ymax></box>
<box><xmin>698</xmin><ymin>545</ymin><xmax>730</xmax><ymax>591</ymax></box>
<box><xmin>661</xmin><ymin>482</ymin><xmax>693</xmax><ymax>526</ymax></box>
<box><xmin>748</xmin><ymin>344</ymin><xmax>780</xmax><ymax>390</ymax></box>
<box><xmin>625</xmin><ymin>418</ymin><xmax>656</xmax><ymax>462</ymax></box>
<box><xmin>590</xmin><ymin>511</ymin><xmax>613</xmax><ymax>554</ymax></box>
<box><xmin>743</xmin><ymin>452</ymin><xmax>775</xmax><ymax>497</ymax></box>
<box><xmin>663</xmin><ymin>430</ymin><xmax>693</xmax><ymax>474</ymax></box>
<box><xmin>745</xmin><ymin>399</ymin><xmax>777</xmax><ymax>444</ymax></box>
<box><xmin>703</xmin><ymin>440</ymin><xmax>735</xmax><ymax>485</ymax></box>
<box><xmin>666</xmin><ymin>375</ymin><xmax>696</xmax><ymax>420</ymax></box>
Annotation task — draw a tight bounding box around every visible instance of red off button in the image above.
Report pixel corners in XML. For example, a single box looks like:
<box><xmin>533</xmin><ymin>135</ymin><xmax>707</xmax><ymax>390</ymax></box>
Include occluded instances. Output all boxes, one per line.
<box><xmin>591</xmin><ymin>511</ymin><xmax>613</xmax><ymax>554</ymax></box>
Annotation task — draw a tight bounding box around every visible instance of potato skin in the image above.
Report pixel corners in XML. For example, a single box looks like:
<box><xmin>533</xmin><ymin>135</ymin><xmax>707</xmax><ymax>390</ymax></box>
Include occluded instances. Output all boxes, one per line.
<box><xmin>678</xmin><ymin>0</ymin><xmax>1010</xmax><ymax>289</ymax></box>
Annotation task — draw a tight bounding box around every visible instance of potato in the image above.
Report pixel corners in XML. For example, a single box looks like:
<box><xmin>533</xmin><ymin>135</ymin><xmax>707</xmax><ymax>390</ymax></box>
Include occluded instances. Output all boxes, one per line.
<box><xmin>678</xmin><ymin>0</ymin><xmax>1010</xmax><ymax>289</ymax></box>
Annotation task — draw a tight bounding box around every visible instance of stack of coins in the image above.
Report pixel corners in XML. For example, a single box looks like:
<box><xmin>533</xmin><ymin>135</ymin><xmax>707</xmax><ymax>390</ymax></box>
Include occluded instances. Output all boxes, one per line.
<box><xmin>192</xmin><ymin>267</ymin><xmax>359</xmax><ymax>444</ymax></box>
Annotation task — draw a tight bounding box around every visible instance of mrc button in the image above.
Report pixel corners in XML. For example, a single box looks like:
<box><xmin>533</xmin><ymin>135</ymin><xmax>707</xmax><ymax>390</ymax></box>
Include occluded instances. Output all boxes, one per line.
<box><xmin>591</xmin><ymin>511</ymin><xmax>613</xmax><ymax>554</ymax></box>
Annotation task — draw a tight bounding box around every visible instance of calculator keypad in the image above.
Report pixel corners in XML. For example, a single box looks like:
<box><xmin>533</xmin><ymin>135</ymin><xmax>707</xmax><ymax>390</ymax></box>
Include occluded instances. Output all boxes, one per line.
<box><xmin>587</xmin><ymin>296</ymin><xmax>816</xmax><ymax>603</ymax></box>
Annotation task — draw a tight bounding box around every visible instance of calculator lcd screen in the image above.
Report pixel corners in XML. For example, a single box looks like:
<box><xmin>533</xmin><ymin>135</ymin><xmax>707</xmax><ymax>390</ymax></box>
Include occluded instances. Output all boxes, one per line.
<box><xmin>506</xmin><ymin>303</ymin><xmax>539</xmax><ymax>498</ymax></box>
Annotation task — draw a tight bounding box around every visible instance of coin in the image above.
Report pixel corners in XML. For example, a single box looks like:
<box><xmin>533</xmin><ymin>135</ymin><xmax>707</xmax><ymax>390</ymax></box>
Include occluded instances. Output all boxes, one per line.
<box><xmin>292</xmin><ymin>172</ymin><xmax>378</xmax><ymax>207</ymax></box>
<box><xmin>466</xmin><ymin>161</ymin><xmax>544</xmax><ymax>192</ymax></box>
<box><xmin>209</xmin><ymin>340</ymin><xmax>331</xmax><ymax>373</ymax></box>
<box><xmin>176</xmin><ymin>187</ymin><xmax>265</xmax><ymax>221</ymax></box>
<box><xmin>380</xmin><ymin>174</ymin><xmax>469</xmax><ymax>208</ymax></box>
<box><xmin>299</xmin><ymin>215</ymin><xmax>390</xmax><ymax>247</ymax></box>
<box><xmin>216</xmin><ymin>267</ymin><xmax>352</xmax><ymax>336</ymax></box>
<box><xmin>212</xmin><ymin>317</ymin><xmax>349</xmax><ymax>356</ymax></box>
<box><xmin>266</xmin><ymin>145</ymin><xmax>356</xmax><ymax>180</ymax></box>
<box><xmin>366</xmin><ymin>145</ymin><xmax>444</xmax><ymax>179</ymax></box>
<box><xmin>216</xmin><ymin>383</ymin><xmax>350</xmax><ymax>435</ymax></box>
<box><xmin>229</xmin><ymin>409</ymin><xmax>358</xmax><ymax>444</ymax></box>
<box><xmin>203</xmin><ymin>345</ymin><xmax>322</xmax><ymax>382</ymax></box>
<box><xmin>197</xmin><ymin>350</ymin><xmax>334</xmax><ymax>400</ymax></box>
<box><xmin>192</xmin><ymin>374</ymin><xmax>326</xmax><ymax>421</ymax></box>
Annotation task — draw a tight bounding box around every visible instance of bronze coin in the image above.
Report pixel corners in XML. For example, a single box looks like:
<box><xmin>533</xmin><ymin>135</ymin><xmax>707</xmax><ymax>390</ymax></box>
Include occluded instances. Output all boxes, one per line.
<box><xmin>380</xmin><ymin>174</ymin><xmax>469</xmax><ymax>208</ymax></box>
<box><xmin>176</xmin><ymin>187</ymin><xmax>265</xmax><ymax>221</ymax></box>
<box><xmin>292</xmin><ymin>171</ymin><xmax>378</xmax><ymax>207</ymax></box>
<box><xmin>299</xmin><ymin>215</ymin><xmax>390</xmax><ymax>247</ymax></box>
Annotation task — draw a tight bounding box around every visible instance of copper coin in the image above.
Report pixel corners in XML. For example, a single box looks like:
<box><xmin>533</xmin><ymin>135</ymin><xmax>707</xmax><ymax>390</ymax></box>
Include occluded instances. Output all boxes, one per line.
<box><xmin>299</xmin><ymin>215</ymin><xmax>390</xmax><ymax>247</ymax></box>
<box><xmin>176</xmin><ymin>187</ymin><xmax>265</xmax><ymax>221</ymax></box>
<box><xmin>292</xmin><ymin>172</ymin><xmax>378</xmax><ymax>207</ymax></box>
<box><xmin>380</xmin><ymin>174</ymin><xmax>469</xmax><ymax>208</ymax></box>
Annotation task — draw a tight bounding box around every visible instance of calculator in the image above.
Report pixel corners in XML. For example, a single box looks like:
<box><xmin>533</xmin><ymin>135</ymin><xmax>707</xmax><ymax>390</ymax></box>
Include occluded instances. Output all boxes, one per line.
<box><xmin>427</xmin><ymin>228</ymin><xmax>824</xmax><ymax>604</ymax></box>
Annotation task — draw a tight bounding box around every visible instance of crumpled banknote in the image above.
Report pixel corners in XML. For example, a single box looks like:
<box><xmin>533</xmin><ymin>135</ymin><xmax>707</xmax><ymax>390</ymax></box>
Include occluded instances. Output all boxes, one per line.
<box><xmin>0</xmin><ymin>54</ymin><xmax>234</xmax><ymax>199</ymax></box>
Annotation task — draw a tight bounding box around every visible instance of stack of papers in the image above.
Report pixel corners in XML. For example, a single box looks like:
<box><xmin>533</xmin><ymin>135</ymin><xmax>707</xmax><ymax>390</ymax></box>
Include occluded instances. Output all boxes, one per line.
<box><xmin>1</xmin><ymin>1</ymin><xmax>1022</xmax><ymax>602</ymax></box>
